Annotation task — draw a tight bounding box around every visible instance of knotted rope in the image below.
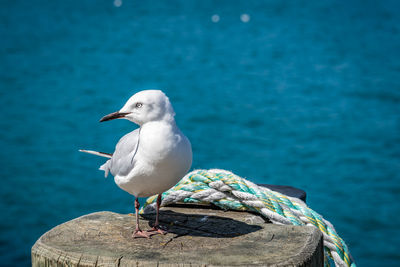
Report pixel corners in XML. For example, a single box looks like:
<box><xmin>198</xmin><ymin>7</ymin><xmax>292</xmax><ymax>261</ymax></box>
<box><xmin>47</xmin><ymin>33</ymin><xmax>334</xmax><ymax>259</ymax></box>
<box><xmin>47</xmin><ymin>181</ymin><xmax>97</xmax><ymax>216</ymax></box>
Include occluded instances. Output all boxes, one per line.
<box><xmin>141</xmin><ymin>169</ymin><xmax>355</xmax><ymax>267</ymax></box>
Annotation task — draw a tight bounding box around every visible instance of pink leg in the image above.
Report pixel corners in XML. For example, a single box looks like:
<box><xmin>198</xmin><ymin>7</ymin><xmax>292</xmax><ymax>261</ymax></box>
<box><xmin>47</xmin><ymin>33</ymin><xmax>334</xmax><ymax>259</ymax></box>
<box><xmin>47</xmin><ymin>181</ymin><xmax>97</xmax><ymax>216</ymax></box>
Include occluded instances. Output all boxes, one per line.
<box><xmin>132</xmin><ymin>197</ymin><xmax>153</xmax><ymax>239</ymax></box>
<box><xmin>148</xmin><ymin>194</ymin><xmax>167</xmax><ymax>235</ymax></box>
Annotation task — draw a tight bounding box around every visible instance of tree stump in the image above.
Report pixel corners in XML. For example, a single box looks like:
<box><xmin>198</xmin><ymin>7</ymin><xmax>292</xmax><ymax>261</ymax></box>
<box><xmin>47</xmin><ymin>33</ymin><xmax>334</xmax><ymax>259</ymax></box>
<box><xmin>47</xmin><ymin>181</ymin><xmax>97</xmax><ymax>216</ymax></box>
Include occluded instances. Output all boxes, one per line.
<box><xmin>32</xmin><ymin>205</ymin><xmax>323</xmax><ymax>266</ymax></box>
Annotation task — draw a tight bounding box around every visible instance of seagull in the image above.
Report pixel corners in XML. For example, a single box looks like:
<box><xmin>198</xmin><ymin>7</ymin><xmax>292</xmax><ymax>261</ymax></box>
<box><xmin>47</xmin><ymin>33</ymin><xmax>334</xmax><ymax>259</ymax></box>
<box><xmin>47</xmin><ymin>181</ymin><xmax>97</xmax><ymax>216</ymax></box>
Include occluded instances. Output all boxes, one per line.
<box><xmin>80</xmin><ymin>90</ymin><xmax>192</xmax><ymax>238</ymax></box>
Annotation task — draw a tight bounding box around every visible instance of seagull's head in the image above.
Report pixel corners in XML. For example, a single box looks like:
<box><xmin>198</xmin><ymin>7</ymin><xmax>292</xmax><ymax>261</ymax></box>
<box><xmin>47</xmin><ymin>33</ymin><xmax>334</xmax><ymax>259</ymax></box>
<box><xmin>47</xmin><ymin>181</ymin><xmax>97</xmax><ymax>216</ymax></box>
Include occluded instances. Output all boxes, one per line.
<box><xmin>100</xmin><ymin>90</ymin><xmax>176</xmax><ymax>125</ymax></box>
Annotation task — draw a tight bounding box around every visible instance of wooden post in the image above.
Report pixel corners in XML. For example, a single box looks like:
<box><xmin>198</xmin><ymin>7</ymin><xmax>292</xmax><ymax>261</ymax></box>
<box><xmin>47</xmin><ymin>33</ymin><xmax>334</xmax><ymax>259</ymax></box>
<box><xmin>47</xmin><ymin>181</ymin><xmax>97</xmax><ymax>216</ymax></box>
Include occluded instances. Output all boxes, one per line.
<box><xmin>32</xmin><ymin>208</ymin><xmax>323</xmax><ymax>266</ymax></box>
<box><xmin>32</xmin><ymin>185</ymin><xmax>322</xmax><ymax>266</ymax></box>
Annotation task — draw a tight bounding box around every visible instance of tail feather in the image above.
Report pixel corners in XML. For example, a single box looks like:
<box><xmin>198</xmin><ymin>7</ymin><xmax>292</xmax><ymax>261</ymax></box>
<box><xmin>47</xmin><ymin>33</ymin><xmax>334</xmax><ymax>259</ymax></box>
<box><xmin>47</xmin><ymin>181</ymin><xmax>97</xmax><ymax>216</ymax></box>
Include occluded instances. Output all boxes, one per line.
<box><xmin>99</xmin><ymin>162</ymin><xmax>110</xmax><ymax>178</ymax></box>
<box><xmin>79</xmin><ymin>149</ymin><xmax>112</xmax><ymax>158</ymax></box>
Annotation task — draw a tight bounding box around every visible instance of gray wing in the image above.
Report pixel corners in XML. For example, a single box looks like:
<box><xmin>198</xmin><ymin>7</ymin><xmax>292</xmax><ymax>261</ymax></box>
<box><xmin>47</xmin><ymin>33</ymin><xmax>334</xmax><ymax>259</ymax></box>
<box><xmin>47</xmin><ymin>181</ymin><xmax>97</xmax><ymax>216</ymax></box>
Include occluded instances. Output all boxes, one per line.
<box><xmin>100</xmin><ymin>129</ymin><xmax>140</xmax><ymax>177</ymax></box>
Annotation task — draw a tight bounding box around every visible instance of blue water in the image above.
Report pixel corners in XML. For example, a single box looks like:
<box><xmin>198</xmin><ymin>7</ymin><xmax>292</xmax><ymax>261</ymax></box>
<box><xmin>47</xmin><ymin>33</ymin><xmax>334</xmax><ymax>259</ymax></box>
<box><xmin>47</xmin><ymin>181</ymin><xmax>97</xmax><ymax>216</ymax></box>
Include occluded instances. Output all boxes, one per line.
<box><xmin>1</xmin><ymin>0</ymin><xmax>399</xmax><ymax>266</ymax></box>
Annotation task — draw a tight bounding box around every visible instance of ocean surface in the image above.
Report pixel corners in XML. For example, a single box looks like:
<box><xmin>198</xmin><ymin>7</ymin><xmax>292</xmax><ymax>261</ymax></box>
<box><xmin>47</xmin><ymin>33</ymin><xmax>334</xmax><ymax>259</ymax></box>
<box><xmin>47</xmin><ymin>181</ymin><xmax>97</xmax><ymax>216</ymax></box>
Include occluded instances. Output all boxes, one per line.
<box><xmin>1</xmin><ymin>0</ymin><xmax>399</xmax><ymax>266</ymax></box>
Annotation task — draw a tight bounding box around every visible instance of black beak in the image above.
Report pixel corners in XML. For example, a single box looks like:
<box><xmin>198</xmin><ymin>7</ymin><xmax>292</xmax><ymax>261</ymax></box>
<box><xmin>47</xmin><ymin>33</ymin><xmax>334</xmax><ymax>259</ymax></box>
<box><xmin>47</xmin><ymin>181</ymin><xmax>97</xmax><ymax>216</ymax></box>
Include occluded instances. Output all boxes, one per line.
<box><xmin>99</xmin><ymin>111</ymin><xmax>130</xmax><ymax>122</ymax></box>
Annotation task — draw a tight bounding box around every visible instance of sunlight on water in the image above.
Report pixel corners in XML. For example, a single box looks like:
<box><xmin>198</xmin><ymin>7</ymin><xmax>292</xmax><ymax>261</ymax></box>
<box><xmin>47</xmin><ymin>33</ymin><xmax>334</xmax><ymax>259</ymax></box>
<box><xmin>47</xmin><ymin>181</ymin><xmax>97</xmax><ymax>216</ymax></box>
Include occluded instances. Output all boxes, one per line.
<box><xmin>211</xmin><ymin>14</ymin><xmax>220</xmax><ymax>23</ymax></box>
<box><xmin>0</xmin><ymin>0</ymin><xmax>399</xmax><ymax>266</ymax></box>
<box><xmin>240</xmin><ymin>14</ymin><xmax>250</xmax><ymax>23</ymax></box>
<box><xmin>113</xmin><ymin>0</ymin><xmax>122</xmax><ymax>8</ymax></box>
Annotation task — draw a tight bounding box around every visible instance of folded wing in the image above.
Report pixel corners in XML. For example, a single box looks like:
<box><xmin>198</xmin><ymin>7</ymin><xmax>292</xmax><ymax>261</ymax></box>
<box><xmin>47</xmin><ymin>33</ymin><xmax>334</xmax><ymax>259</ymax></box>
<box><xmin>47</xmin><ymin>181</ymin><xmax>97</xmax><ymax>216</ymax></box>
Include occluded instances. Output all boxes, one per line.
<box><xmin>100</xmin><ymin>129</ymin><xmax>140</xmax><ymax>178</ymax></box>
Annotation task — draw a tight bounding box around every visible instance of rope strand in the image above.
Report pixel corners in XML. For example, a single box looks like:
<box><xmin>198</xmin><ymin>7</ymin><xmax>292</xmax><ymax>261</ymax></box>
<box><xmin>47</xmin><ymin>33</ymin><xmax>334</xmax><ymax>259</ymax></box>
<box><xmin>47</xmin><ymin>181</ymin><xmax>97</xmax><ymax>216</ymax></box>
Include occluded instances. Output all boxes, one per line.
<box><xmin>141</xmin><ymin>169</ymin><xmax>355</xmax><ymax>267</ymax></box>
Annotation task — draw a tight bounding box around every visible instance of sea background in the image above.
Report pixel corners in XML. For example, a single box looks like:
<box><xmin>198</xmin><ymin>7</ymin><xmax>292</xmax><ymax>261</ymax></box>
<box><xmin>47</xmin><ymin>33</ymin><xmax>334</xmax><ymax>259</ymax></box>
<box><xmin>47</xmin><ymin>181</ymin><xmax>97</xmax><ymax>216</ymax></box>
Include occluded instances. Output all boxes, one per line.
<box><xmin>1</xmin><ymin>0</ymin><xmax>399</xmax><ymax>266</ymax></box>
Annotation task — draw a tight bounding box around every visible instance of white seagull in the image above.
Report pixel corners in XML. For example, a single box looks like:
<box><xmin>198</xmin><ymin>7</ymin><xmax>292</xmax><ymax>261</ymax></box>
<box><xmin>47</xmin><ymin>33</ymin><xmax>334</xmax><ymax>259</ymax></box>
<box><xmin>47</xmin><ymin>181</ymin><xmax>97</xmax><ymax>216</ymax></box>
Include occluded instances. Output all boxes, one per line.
<box><xmin>80</xmin><ymin>90</ymin><xmax>192</xmax><ymax>238</ymax></box>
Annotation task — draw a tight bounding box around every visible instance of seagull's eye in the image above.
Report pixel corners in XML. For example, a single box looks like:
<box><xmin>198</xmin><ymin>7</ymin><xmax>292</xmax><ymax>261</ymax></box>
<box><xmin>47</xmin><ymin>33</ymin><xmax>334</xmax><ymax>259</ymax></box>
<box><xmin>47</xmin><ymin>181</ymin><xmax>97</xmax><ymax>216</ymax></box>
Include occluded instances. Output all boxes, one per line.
<box><xmin>135</xmin><ymin>102</ymin><xmax>143</xmax><ymax>108</ymax></box>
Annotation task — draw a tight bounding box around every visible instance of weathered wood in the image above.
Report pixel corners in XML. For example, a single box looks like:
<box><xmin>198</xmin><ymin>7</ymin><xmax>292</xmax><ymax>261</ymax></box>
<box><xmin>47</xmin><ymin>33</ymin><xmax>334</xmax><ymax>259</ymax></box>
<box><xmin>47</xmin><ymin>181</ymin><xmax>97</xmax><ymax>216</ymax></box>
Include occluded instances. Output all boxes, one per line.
<box><xmin>32</xmin><ymin>206</ymin><xmax>323</xmax><ymax>266</ymax></box>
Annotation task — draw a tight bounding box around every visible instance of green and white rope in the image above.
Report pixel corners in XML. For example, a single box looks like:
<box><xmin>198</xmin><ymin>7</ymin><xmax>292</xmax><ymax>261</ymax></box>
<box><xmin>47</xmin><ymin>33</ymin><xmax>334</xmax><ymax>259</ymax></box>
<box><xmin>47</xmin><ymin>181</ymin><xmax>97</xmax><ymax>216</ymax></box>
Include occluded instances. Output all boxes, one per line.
<box><xmin>141</xmin><ymin>169</ymin><xmax>355</xmax><ymax>267</ymax></box>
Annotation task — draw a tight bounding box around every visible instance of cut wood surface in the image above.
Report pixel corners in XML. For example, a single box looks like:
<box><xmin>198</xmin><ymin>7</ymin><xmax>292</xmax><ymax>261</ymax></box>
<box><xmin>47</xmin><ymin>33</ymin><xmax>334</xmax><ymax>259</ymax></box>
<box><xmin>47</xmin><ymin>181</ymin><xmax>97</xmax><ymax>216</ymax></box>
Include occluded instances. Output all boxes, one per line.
<box><xmin>32</xmin><ymin>205</ymin><xmax>323</xmax><ymax>266</ymax></box>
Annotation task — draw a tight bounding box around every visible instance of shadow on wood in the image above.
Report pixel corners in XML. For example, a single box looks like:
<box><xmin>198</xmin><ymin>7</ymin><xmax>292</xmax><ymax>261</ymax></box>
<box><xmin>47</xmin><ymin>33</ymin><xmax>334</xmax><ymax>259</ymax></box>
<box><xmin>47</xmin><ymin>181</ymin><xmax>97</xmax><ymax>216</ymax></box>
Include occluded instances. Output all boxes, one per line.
<box><xmin>142</xmin><ymin>209</ymin><xmax>263</xmax><ymax>238</ymax></box>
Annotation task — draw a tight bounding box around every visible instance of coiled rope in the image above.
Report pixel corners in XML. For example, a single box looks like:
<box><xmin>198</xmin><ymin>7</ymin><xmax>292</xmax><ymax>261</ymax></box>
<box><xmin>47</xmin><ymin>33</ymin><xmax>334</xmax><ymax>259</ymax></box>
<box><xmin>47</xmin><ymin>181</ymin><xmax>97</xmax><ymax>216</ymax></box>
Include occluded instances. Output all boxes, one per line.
<box><xmin>141</xmin><ymin>169</ymin><xmax>355</xmax><ymax>267</ymax></box>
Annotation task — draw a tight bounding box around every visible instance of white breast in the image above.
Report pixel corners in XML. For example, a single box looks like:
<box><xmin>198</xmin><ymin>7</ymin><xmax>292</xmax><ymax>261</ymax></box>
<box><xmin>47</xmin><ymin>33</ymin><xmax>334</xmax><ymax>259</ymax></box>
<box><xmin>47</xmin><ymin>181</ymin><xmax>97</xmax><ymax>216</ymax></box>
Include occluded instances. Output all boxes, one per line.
<box><xmin>114</xmin><ymin>121</ymin><xmax>192</xmax><ymax>197</ymax></box>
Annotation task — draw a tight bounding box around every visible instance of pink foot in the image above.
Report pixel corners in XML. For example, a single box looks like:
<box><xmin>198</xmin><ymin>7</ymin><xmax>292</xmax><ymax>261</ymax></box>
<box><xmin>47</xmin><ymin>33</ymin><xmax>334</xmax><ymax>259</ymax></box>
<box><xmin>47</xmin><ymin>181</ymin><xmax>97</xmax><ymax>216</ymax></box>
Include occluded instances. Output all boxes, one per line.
<box><xmin>148</xmin><ymin>225</ymin><xmax>168</xmax><ymax>235</ymax></box>
<box><xmin>132</xmin><ymin>229</ymin><xmax>154</xmax><ymax>239</ymax></box>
